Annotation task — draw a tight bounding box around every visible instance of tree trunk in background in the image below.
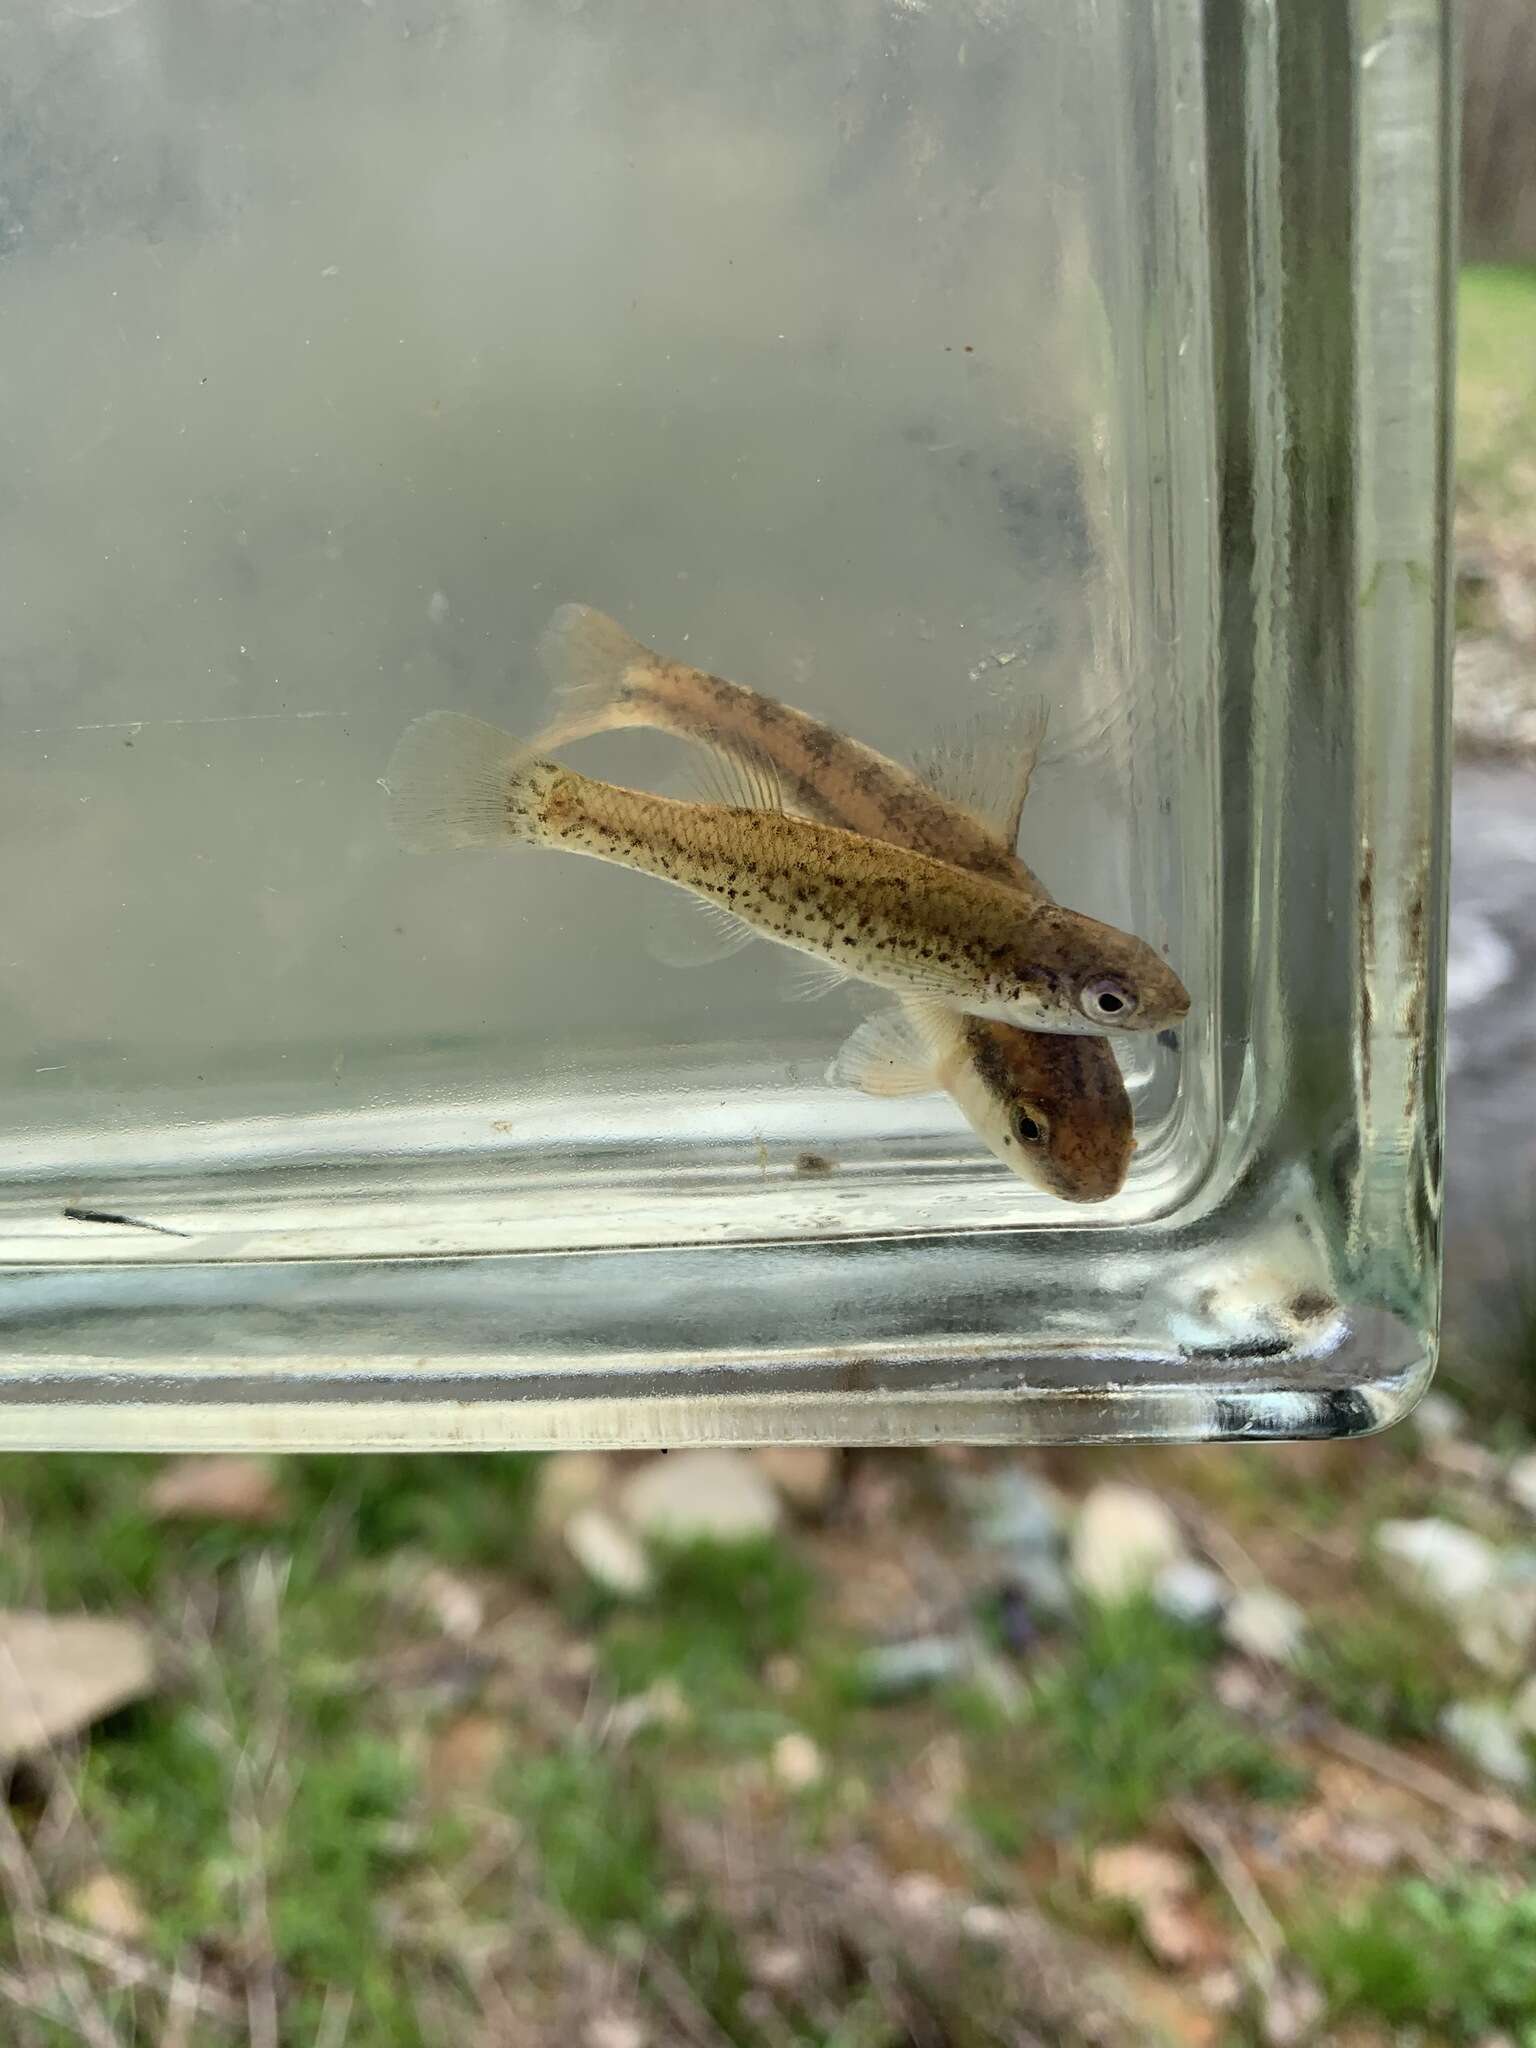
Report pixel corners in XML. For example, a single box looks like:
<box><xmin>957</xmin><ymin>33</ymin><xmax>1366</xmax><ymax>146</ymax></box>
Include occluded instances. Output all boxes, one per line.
<box><xmin>1463</xmin><ymin>0</ymin><xmax>1536</xmax><ymax>264</ymax></box>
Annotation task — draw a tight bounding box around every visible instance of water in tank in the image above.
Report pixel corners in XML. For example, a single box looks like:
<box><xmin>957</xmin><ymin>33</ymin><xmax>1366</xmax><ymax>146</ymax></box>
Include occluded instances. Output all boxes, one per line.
<box><xmin>0</xmin><ymin>0</ymin><xmax>1451</xmax><ymax>1447</ymax></box>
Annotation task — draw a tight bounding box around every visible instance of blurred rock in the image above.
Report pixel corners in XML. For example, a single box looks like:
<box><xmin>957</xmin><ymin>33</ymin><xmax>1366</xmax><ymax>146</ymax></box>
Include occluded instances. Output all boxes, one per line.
<box><xmin>969</xmin><ymin>1469</ymin><xmax>1067</xmax><ymax>1558</ymax></box>
<box><xmin>565</xmin><ymin>1506</ymin><xmax>653</xmax><ymax>1598</ymax></box>
<box><xmin>619</xmin><ymin>1449</ymin><xmax>782</xmax><ymax>1544</ymax></box>
<box><xmin>534</xmin><ymin>1452</ymin><xmax>612</xmax><ymax>1539</ymax></box>
<box><xmin>584</xmin><ymin>2017</ymin><xmax>647</xmax><ymax>2048</ymax></box>
<box><xmin>960</xmin><ymin>1902</ymin><xmax>1013</xmax><ymax>1944</ymax></box>
<box><xmin>1088</xmin><ymin>1841</ymin><xmax>1194</xmax><ymax>1908</ymax></box>
<box><xmin>64</xmin><ymin>1871</ymin><xmax>148</xmax><ymax>1943</ymax></box>
<box><xmin>145</xmin><ymin>1456</ymin><xmax>286</xmax><ymax>1525</ymax></box>
<box><xmin>1153</xmin><ymin>1560</ymin><xmax>1229</xmax><ymax>1628</ymax></box>
<box><xmin>1506</xmin><ymin>1450</ymin><xmax>1536</xmax><ymax>1521</ymax></box>
<box><xmin>1196</xmin><ymin>1967</ymin><xmax>1244</xmax><ymax>2015</ymax></box>
<box><xmin>1513</xmin><ymin>1671</ymin><xmax>1536</xmax><ymax>1737</ymax></box>
<box><xmin>764</xmin><ymin>1653</ymin><xmax>801</xmax><ymax>1695</ymax></box>
<box><xmin>1412</xmin><ymin>1391</ymin><xmax>1467</xmax><ymax>1444</ymax></box>
<box><xmin>1377</xmin><ymin>1519</ymin><xmax>1536</xmax><ymax>1674</ymax></box>
<box><xmin>859</xmin><ymin>1636</ymin><xmax>969</xmax><ymax>1700</ymax></box>
<box><xmin>1440</xmin><ymin>1700</ymin><xmax>1532</xmax><ymax>1790</ymax></box>
<box><xmin>1426</xmin><ymin>1438</ymin><xmax>1503</xmax><ymax>1486</ymax></box>
<box><xmin>1261</xmin><ymin>1969</ymin><xmax>1325</xmax><ymax>2047</ymax></box>
<box><xmin>1374</xmin><ymin>1517</ymin><xmax>1499</xmax><ymax>1609</ymax></box>
<box><xmin>0</xmin><ymin>1612</ymin><xmax>156</xmax><ymax>1765</ymax></box>
<box><xmin>753</xmin><ymin>1446</ymin><xmax>839</xmax><ymax>1516</ymax></box>
<box><xmin>1459</xmin><ymin>1554</ymin><xmax>1536</xmax><ymax>1676</ymax></box>
<box><xmin>1213</xmin><ymin>1660</ymin><xmax>1269</xmax><ymax>1715</ymax></box>
<box><xmin>1223</xmin><ymin>1588</ymin><xmax>1305</xmax><ymax>1666</ymax></box>
<box><xmin>1088</xmin><ymin>1842</ymin><xmax>1210</xmax><ymax>1968</ymax></box>
<box><xmin>1071</xmin><ymin>1485</ymin><xmax>1185</xmax><ymax>1602</ymax></box>
<box><xmin>416</xmin><ymin>1566</ymin><xmax>485</xmax><ymax>1643</ymax></box>
<box><xmin>608</xmin><ymin>1679</ymin><xmax>690</xmax><ymax>1743</ymax></box>
<box><xmin>1007</xmin><ymin>1553</ymin><xmax>1075</xmax><ymax>1622</ymax></box>
<box><xmin>771</xmin><ymin>1731</ymin><xmax>825</xmax><ymax>1790</ymax></box>
<box><xmin>746</xmin><ymin>1940</ymin><xmax>809</xmax><ymax>1989</ymax></box>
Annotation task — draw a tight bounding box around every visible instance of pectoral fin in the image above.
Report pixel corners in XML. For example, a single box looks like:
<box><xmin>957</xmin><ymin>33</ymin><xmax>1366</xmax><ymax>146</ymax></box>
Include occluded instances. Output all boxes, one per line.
<box><xmin>827</xmin><ymin>1007</ymin><xmax>942</xmax><ymax>1098</ymax></box>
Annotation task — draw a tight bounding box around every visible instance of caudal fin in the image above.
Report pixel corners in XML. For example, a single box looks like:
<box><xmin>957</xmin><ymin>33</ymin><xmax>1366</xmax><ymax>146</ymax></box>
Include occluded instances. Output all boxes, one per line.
<box><xmin>533</xmin><ymin>602</ymin><xmax>658</xmax><ymax>747</ymax></box>
<box><xmin>385</xmin><ymin>711</ymin><xmax>545</xmax><ymax>852</ymax></box>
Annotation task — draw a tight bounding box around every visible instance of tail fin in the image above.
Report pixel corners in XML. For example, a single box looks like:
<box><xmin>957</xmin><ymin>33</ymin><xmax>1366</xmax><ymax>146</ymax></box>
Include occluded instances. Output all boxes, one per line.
<box><xmin>534</xmin><ymin>602</ymin><xmax>658</xmax><ymax>747</ymax></box>
<box><xmin>385</xmin><ymin>711</ymin><xmax>546</xmax><ymax>852</ymax></box>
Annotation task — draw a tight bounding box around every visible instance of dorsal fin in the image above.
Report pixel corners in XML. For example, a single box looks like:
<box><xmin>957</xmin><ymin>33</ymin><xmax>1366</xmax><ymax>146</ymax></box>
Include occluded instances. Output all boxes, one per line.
<box><xmin>911</xmin><ymin>698</ymin><xmax>1049</xmax><ymax>847</ymax></box>
<box><xmin>683</xmin><ymin>738</ymin><xmax>788</xmax><ymax>816</ymax></box>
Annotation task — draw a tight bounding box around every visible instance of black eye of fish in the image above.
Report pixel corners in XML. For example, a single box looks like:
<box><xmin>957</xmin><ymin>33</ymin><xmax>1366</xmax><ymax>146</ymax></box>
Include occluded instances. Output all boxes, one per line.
<box><xmin>1014</xmin><ymin>1109</ymin><xmax>1046</xmax><ymax>1146</ymax></box>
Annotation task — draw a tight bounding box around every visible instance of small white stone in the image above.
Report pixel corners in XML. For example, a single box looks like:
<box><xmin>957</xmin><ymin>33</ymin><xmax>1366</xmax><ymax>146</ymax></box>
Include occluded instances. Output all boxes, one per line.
<box><xmin>969</xmin><ymin>1469</ymin><xmax>1067</xmax><ymax>1558</ymax></box>
<box><xmin>619</xmin><ymin>1450</ymin><xmax>782</xmax><ymax>1544</ymax></box>
<box><xmin>1506</xmin><ymin>1451</ymin><xmax>1536</xmax><ymax>1521</ymax></box>
<box><xmin>565</xmin><ymin>1507</ymin><xmax>653</xmax><ymax>1598</ymax></box>
<box><xmin>1440</xmin><ymin>1700</ymin><xmax>1532</xmax><ymax>1790</ymax></box>
<box><xmin>1412</xmin><ymin>1391</ymin><xmax>1467</xmax><ymax>1445</ymax></box>
<box><xmin>65</xmin><ymin>1872</ymin><xmax>148</xmax><ymax>1943</ymax></box>
<box><xmin>747</xmin><ymin>1941</ymin><xmax>808</xmax><ymax>1989</ymax></box>
<box><xmin>960</xmin><ymin>1903</ymin><xmax>1012</xmax><ymax>1943</ymax></box>
<box><xmin>417</xmin><ymin>1567</ymin><xmax>484</xmax><ymax>1643</ymax></box>
<box><xmin>753</xmin><ymin>1446</ymin><xmax>839</xmax><ymax>1515</ymax></box>
<box><xmin>1070</xmin><ymin>1484</ymin><xmax>1185</xmax><ymax>1602</ymax></box>
<box><xmin>1153</xmin><ymin>1559</ymin><xmax>1229</xmax><ymax>1627</ymax></box>
<box><xmin>534</xmin><ymin>1452</ymin><xmax>612</xmax><ymax>1538</ymax></box>
<box><xmin>1223</xmin><ymin>1587</ymin><xmax>1306</xmax><ymax>1665</ymax></box>
<box><xmin>1374</xmin><ymin>1517</ymin><xmax>1500</xmax><ymax>1611</ymax></box>
<box><xmin>771</xmin><ymin>1731</ymin><xmax>825</xmax><ymax>1790</ymax></box>
<box><xmin>584</xmin><ymin>2017</ymin><xmax>646</xmax><ymax>2048</ymax></box>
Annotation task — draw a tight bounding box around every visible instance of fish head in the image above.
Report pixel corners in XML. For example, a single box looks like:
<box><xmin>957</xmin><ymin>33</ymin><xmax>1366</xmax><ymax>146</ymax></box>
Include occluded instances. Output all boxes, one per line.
<box><xmin>939</xmin><ymin>1015</ymin><xmax>1135</xmax><ymax>1201</ymax></box>
<box><xmin>1019</xmin><ymin>907</ymin><xmax>1191</xmax><ymax>1035</ymax></box>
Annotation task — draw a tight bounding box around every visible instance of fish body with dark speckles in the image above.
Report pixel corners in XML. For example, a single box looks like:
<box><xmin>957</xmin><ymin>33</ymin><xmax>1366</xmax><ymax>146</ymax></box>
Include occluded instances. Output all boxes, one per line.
<box><xmin>385</xmin><ymin>708</ymin><xmax>1188</xmax><ymax>1041</ymax></box>
<box><xmin>524</xmin><ymin>604</ymin><xmax>1156</xmax><ymax>1196</ymax></box>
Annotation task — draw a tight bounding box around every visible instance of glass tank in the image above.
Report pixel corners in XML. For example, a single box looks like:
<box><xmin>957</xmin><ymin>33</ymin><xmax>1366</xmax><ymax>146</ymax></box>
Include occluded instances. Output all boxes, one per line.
<box><xmin>0</xmin><ymin>0</ymin><xmax>1452</xmax><ymax>1449</ymax></box>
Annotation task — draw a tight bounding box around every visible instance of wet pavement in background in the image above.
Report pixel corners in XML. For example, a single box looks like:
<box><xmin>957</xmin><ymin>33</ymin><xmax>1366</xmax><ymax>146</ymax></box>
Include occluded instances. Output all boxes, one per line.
<box><xmin>1444</xmin><ymin>760</ymin><xmax>1536</xmax><ymax>1340</ymax></box>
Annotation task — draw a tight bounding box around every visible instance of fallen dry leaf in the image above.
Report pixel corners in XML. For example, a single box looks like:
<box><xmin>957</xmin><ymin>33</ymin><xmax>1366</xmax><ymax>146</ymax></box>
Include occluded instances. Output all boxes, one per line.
<box><xmin>426</xmin><ymin>1712</ymin><xmax>509</xmax><ymax>1798</ymax></box>
<box><xmin>1090</xmin><ymin>1842</ymin><xmax>1198</xmax><ymax>1910</ymax></box>
<box><xmin>0</xmin><ymin>1611</ymin><xmax>157</xmax><ymax>1764</ymax></box>
<box><xmin>145</xmin><ymin>1455</ymin><xmax>286</xmax><ymax>1525</ymax></box>
<box><xmin>1089</xmin><ymin>1842</ymin><xmax>1219</xmax><ymax>1970</ymax></box>
<box><xmin>64</xmin><ymin>1870</ymin><xmax>149</xmax><ymax>1943</ymax></box>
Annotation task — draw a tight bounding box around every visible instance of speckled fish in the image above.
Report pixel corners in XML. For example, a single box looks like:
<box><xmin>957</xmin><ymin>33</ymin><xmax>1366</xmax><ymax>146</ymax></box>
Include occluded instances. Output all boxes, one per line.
<box><xmin>531</xmin><ymin>605</ymin><xmax>1139</xmax><ymax>1198</ymax></box>
<box><xmin>385</xmin><ymin>711</ymin><xmax>1189</xmax><ymax>1041</ymax></box>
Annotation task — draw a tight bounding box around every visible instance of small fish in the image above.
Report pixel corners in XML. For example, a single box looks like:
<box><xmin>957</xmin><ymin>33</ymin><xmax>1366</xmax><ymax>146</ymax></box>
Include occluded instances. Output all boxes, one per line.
<box><xmin>536</xmin><ymin>603</ymin><xmax>1045</xmax><ymax>892</ymax></box>
<box><xmin>529</xmin><ymin>606</ymin><xmax>1146</xmax><ymax>1198</ymax></box>
<box><xmin>385</xmin><ymin>713</ymin><xmax>1189</xmax><ymax>1038</ymax></box>
<box><xmin>825</xmin><ymin>997</ymin><xmax>1133</xmax><ymax>1199</ymax></box>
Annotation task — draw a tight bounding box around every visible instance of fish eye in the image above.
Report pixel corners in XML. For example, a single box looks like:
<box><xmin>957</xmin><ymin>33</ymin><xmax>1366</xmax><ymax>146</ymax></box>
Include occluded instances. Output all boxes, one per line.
<box><xmin>1079</xmin><ymin>974</ymin><xmax>1137</xmax><ymax>1023</ymax></box>
<box><xmin>1013</xmin><ymin>1106</ymin><xmax>1049</xmax><ymax>1147</ymax></box>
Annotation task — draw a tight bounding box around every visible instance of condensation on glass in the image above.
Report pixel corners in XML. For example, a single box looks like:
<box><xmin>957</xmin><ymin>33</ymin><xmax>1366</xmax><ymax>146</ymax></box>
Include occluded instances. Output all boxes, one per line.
<box><xmin>0</xmin><ymin>1</ymin><xmax>1452</xmax><ymax>1448</ymax></box>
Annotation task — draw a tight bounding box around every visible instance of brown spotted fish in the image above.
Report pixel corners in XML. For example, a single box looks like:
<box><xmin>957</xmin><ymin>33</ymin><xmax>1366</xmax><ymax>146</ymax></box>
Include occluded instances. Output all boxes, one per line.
<box><xmin>385</xmin><ymin>708</ymin><xmax>1189</xmax><ymax>1041</ymax></box>
<box><xmin>530</xmin><ymin>605</ymin><xmax>1144</xmax><ymax>1198</ymax></box>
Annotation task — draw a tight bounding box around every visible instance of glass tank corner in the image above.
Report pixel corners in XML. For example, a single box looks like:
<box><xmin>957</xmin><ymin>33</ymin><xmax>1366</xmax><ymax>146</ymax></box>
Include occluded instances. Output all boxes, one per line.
<box><xmin>0</xmin><ymin>0</ymin><xmax>1452</xmax><ymax>1448</ymax></box>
